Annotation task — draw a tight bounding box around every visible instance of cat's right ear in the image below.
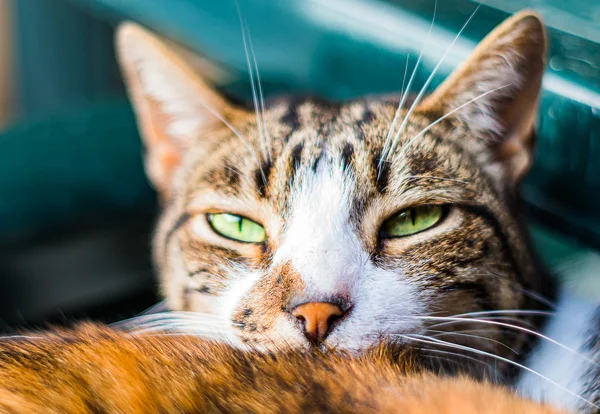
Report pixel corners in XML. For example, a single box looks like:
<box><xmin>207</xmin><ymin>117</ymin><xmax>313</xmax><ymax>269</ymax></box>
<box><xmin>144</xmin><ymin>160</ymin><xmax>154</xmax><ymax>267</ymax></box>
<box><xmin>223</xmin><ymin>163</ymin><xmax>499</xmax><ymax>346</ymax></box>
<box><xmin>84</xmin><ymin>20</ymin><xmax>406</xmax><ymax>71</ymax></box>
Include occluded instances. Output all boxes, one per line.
<box><xmin>418</xmin><ymin>12</ymin><xmax>546</xmax><ymax>184</ymax></box>
<box><xmin>116</xmin><ymin>23</ymin><xmax>242</xmax><ymax>194</ymax></box>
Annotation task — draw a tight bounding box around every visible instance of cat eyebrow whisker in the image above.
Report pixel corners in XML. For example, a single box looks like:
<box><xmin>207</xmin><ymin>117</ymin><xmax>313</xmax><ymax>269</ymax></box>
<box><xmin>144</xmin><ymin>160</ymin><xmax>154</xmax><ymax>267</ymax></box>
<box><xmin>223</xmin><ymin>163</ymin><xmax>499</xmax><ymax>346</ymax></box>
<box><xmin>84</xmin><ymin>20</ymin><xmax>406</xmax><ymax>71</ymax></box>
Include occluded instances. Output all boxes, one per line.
<box><xmin>379</xmin><ymin>1</ymin><xmax>437</xmax><ymax>177</ymax></box>
<box><xmin>247</xmin><ymin>26</ymin><xmax>271</xmax><ymax>163</ymax></box>
<box><xmin>386</xmin><ymin>5</ymin><xmax>480</xmax><ymax>163</ymax></box>
<box><xmin>394</xmin><ymin>83</ymin><xmax>512</xmax><ymax>165</ymax></box>
<box><xmin>379</xmin><ymin>53</ymin><xmax>414</xmax><ymax>177</ymax></box>
<box><xmin>235</xmin><ymin>0</ymin><xmax>272</xmax><ymax>165</ymax></box>
<box><xmin>195</xmin><ymin>95</ymin><xmax>265</xmax><ymax>177</ymax></box>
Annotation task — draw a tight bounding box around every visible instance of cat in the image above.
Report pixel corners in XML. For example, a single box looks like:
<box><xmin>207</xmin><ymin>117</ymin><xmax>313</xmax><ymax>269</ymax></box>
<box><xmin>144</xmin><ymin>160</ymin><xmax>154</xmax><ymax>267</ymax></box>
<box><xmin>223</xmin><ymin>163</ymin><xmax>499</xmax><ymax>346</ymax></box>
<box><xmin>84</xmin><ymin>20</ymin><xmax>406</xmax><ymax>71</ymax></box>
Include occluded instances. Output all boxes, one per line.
<box><xmin>117</xmin><ymin>8</ymin><xmax>551</xmax><ymax>377</ymax></box>
<box><xmin>0</xmin><ymin>324</ymin><xmax>564</xmax><ymax>413</ymax></box>
<box><xmin>0</xmin><ymin>8</ymin><xmax>597</xmax><ymax>413</ymax></box>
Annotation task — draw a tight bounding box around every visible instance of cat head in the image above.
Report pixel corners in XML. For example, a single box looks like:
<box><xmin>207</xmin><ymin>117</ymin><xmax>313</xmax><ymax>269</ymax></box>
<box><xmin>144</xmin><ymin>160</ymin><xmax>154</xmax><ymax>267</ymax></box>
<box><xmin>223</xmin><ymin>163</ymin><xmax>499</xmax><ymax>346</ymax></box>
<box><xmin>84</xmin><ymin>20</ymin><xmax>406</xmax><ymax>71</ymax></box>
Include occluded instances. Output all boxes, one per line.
<box><xmin>116</xmin><ymin>11</ymin><xmax>551</xmax><ymax>365</ymax></box>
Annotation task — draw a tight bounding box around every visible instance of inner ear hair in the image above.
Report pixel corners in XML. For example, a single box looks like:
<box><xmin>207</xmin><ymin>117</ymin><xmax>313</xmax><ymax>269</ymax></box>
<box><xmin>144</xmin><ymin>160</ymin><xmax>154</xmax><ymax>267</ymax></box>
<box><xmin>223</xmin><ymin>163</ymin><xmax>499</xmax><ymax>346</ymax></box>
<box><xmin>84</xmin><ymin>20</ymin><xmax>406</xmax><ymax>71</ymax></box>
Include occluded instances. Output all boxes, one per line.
<box><xmin>419</xmin><ymin>11</ymin><xmax>547</xmax><ymax>183</ymax></box>
<box><xmin>116</xmin><ymin>22</ymin><xmax>246</xmax><ymax>194</ymax></box>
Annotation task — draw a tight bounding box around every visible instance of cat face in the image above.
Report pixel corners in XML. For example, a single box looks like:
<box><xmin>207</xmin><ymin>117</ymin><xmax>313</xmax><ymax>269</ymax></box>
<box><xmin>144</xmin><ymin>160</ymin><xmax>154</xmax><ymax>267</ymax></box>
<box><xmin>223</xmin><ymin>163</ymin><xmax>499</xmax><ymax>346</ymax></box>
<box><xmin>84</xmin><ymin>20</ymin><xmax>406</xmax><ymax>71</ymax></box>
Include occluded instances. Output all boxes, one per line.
<box><xmin>117</xmin><ymin>11</ymin><xmax>552</xmax><ymax>371</ymax></box>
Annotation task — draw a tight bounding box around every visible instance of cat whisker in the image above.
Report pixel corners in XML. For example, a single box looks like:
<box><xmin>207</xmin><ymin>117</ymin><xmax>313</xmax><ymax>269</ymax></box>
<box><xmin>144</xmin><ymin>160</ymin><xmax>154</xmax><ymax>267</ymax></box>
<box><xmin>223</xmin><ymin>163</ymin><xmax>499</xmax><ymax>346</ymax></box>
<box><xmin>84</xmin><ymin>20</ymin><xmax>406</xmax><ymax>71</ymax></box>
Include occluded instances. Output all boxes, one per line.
<box><xmin>112</xmin><ymin>311</ymin><xmax>236</xmax><ymax>334</ymax></box>
<box><xmin>129</xmin><ymin>321</ymin><xmax>236</xmax><ymax>330</ymax></box>
<box><xmin>235</xmin><ymin>0</ymin><xmax>271</xmax><ymax>164</ymax></box>
<box><xmin>130</xmin><ymin>331</ymin><xmax>223</xmax><ymax>338</ymax></box>
<box><xmin>129</xmin><ymin>324</ymin><xmax>229</xmax><ymax>333</ymax></box>
<box><xmin>373</xmin><ymin>314</ymin><xmax>535</xmax><ymax>328</ymax></box>
<box><xmin>115</xmin><ymin>311</ymin><xmax>230</xmax><ymax>323</ymax></box>
<box><xmin>129</xmin><ymin>328</ymin><xmax>233</xmax><ymax>343</ymax></box>
<box><xmin>124</xmin><ymin>317</ymin><xmax>238</xmax><ymax>337</ymax></box>
<box><xmin>427</xmin><ymin>329</ymin><xmax>519</xmax><ymax>354</ymax></box>
<box><xmin>421</xmin><ymin>348</ymin><xmax>498</xmax><ymax>377</ymax></box>
<box><xmin>119</xmin><ymin>323</ymin><xmax>236</xmax><ymax>336</ymax></box>
<box><xmin>406</xmin><ymin>315</ymin><xmax>600</xmax><ymax>369</ymax></box>
<box><xmin>422</xmin><ymin>353</ymin><xmax>463</xmax><ymax>370</ymax></box>
<box><xmin>520</xmin><ymin>288</ymin><xmax>557</xmax><ymax>309</ymax></box>
<box><xmin>131</xmin><ymin>326</ymin><xmax>231</xmax><ymax>336</ymax></box>
<box><xmin>431</xmin><ymin>327</ymin><xmax>538</xmax><ymax>348</ymax></box>
<box><xmin>0</xmin><ymin>334</ymin><xmax>45</xmax><ymax>341</ymax></box>
<box><xmin>400</xmin><ymin>54</ymin><xmax>410</xmax><ymax>107</ymax></box>
<box><xmin>138</xmin><ymin>300</ymin><xmax>169</xmax><ymax>315</ymax></box>
<box><xmin>432</xmin><ymin>327</ymin><xmax>522</xmax><ymax>338</ymax></box>
<box><xmin>429</xmin><ymin>315</ymin><xmax>539</xmax><ymax>330</ymax></box>
<box><xmin>401</xmin><ymin>333</ymin><xmax>599</xmax><ymax>410</ymax></box>
<box><xmin>386</xmin><ymin>5</ymin><xmax>480</xmax><ymax>162</ymax></box>
<box><xmin>449</xmin><ymin>309</ymin><xmax>555</xmax><ymax>318</ymax></box>
<box><xmin>379</xmin><ymin>1</ymin><xmax>437</xmax><ymax>176</ymax></box>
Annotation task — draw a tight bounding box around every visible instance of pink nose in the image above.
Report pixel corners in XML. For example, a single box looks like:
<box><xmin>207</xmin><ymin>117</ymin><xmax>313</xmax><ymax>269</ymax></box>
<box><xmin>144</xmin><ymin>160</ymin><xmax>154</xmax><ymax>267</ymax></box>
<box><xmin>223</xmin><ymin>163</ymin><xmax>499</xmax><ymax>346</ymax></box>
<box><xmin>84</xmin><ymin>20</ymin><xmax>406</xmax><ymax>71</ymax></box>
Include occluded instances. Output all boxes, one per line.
<box><xmin>292</xmin><ymin>302</ymin><xmax>344</xmax><ymax>343</ymax></box>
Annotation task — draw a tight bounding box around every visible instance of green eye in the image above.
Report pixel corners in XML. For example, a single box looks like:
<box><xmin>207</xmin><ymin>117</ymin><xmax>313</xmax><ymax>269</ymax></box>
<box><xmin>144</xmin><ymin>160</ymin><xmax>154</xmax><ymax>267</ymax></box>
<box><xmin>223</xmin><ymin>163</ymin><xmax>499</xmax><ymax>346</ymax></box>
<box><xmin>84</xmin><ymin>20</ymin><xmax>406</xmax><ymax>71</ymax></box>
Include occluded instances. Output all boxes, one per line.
<box><xmin>207</xmin><ymin>213</ymin><xmax>266</xmax><ymax>243</ymax></box>
<box><xmin>381</xmin><ymin>205</ymin><xmax>445</xmax><ymax>238</ymax></box>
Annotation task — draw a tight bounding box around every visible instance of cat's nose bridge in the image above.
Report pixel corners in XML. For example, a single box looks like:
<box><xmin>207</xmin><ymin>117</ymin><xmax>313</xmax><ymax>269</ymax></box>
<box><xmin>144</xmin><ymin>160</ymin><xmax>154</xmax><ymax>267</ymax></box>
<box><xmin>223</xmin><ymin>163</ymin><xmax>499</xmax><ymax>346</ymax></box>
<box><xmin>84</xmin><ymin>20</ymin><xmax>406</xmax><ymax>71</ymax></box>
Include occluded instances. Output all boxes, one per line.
<box><xmin>272</xmin><ymin>218</ymin><xmax>367</xmax><ymax>304</ymax></box>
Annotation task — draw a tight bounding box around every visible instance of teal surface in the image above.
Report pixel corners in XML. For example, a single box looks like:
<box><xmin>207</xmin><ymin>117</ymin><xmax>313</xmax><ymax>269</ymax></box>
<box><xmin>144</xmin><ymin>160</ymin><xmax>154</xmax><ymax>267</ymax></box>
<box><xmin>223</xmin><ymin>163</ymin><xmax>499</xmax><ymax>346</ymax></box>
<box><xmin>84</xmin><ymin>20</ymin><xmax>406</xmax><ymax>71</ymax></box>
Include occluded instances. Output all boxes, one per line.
<box><xmin>8</xmin><ymin>0</ymin><xmax>600</xmax><ymax>250</ymax></box>
<box><xmin>13</xmin><ymin>0</ymin><xmax>124</xmax><ymax>118</ymax></box>
<box><xmin>0</xmin><ymin>102</ymin><xmax>155</xmax><ymax>243</ymax></box>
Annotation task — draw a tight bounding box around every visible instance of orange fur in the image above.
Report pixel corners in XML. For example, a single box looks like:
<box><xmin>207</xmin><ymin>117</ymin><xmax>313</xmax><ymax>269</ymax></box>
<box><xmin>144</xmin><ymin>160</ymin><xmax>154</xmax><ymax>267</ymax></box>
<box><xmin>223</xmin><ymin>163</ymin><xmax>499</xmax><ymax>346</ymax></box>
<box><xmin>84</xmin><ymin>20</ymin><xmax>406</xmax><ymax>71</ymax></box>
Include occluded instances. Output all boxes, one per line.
<box><xmin>0</xmin><ymin>325</ymin><xmax>565</xmax><ymax>413</ymax></box>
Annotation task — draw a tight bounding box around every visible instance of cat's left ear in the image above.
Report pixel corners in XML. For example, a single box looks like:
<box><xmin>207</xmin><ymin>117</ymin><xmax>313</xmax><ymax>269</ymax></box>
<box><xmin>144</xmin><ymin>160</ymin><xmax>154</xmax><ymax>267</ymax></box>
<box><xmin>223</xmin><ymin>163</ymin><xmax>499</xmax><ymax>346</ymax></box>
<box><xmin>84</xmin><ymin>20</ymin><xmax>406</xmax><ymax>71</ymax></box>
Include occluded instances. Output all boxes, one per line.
<box><xmin>116</xmin><ymin>23</ymin><xmax>244</xmax><ymax>194</ymax></box>
<box><xmin>419</xmin><ymin>11</ymin><xmax>547</xmax><ymax>183</ymax></box>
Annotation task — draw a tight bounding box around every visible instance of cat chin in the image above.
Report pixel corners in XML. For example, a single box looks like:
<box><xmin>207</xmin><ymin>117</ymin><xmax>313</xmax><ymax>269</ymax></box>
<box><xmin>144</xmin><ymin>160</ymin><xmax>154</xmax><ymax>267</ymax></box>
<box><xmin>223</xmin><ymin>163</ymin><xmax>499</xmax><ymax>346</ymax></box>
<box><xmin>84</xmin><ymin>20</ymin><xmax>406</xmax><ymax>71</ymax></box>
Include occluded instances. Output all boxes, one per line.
<box><xmin>324</xmin><ymin>336</ymin><xmax>390</xmax><ymax>355</ymax></box>
<box><xmin>231</xmin><ymin>334</ymin><xmax>416</xmax><ymax>359</ymax></box>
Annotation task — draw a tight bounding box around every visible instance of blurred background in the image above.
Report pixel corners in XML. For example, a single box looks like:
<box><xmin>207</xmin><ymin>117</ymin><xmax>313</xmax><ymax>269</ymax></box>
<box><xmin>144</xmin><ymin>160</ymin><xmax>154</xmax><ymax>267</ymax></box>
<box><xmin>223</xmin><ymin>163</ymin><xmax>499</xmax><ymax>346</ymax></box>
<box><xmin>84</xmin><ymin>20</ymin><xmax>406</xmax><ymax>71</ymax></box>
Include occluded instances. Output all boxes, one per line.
<box><xmin>0</xmin><ymin>0</ymin><xmax>599</xmax><ymax>332</ymax></box>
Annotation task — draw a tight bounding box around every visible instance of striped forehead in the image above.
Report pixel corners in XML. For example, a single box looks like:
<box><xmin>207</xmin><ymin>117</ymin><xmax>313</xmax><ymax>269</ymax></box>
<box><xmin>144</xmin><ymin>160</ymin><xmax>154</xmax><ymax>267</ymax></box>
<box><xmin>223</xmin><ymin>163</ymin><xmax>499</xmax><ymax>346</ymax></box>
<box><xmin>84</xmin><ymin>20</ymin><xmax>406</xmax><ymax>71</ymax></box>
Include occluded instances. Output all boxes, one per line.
<box><xmin>190</xmin><ymin>97</ymin><xmax>478</xmax><ymax>205</ymax></box>
<box><xmin>194</xmin><ymin>99</ymin><xmax>378</xmax><ymax>194</ymax></box>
